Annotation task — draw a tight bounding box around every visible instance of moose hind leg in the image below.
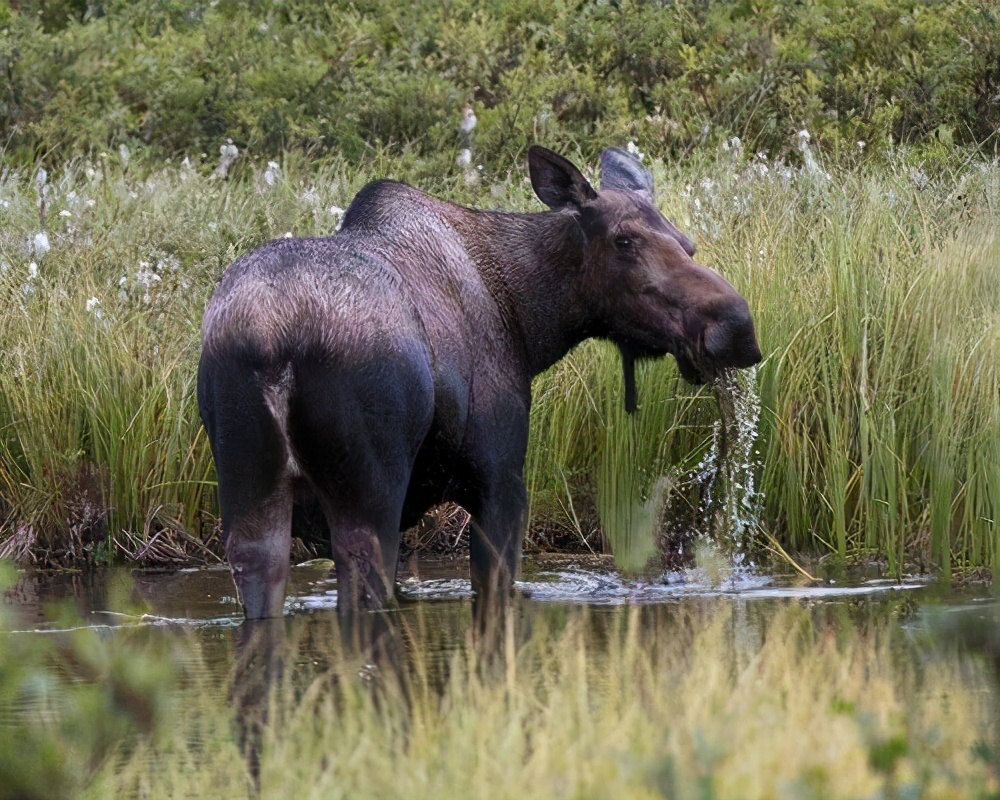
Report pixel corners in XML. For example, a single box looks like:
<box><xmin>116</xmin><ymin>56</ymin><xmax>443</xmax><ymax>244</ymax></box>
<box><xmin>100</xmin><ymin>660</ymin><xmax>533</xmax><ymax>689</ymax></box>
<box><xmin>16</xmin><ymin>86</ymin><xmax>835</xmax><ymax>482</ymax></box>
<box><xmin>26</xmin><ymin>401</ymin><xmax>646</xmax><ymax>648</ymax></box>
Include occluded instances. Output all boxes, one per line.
<box><xmin>314</xmin><ymin>463</ymin><xmax>414</xmax><ymax>614</ymax></box>
<box><xmin>204</xmin><ymin>367</ymin><xmax>296</xmax><ymax>620</ymax></box>
<box><xmin>329</xmin><ymin>519</ymin><xmax>393</xmax><ymax>613</ymax></box>
<box><xmin>226</xmin><ymin>491</ymin><xmax>293</xmax><ymax>619</ymax></box>
<box><xmin>288</xmin><ymin>357</ymin><xmax>433</xmax><ymax>616</ymax></box>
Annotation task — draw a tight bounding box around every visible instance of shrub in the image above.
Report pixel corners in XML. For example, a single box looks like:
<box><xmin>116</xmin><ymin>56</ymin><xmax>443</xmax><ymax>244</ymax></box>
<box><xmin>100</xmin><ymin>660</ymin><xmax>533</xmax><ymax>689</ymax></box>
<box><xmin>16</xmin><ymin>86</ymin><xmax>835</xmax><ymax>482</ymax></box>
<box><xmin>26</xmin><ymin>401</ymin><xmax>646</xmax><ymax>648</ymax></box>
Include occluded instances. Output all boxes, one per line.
<box><xmin>1</xmin><ymin>0</ymin><xmax>999</xmax><ymax>167</ymax></box>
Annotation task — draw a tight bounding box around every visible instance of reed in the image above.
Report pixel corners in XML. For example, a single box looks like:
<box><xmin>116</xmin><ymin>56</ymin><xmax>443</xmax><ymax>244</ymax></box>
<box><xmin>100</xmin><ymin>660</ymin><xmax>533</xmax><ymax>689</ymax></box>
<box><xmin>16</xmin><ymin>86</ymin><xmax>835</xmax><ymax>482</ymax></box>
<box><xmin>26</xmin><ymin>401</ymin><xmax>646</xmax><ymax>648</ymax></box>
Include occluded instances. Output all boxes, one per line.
<box><xmin>0</xmin><ymin>148</ymin><xmax>998</xmax><ymax>572</ymax></box>
<box><xmin>532</xmin><ymin>153</ymin><xmax>1000</xmax><ymax>573</ymax></box>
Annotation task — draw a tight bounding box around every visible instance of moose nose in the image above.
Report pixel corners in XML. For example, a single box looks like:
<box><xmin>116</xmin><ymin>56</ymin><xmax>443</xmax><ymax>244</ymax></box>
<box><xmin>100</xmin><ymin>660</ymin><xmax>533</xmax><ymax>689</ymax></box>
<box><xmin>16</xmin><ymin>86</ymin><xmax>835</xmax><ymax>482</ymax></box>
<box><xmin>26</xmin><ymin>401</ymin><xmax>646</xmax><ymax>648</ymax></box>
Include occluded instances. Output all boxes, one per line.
<box><xmin>704</xmin><ymin>307</ymin><xmax>761</xmax><ymax>369</ymax></box>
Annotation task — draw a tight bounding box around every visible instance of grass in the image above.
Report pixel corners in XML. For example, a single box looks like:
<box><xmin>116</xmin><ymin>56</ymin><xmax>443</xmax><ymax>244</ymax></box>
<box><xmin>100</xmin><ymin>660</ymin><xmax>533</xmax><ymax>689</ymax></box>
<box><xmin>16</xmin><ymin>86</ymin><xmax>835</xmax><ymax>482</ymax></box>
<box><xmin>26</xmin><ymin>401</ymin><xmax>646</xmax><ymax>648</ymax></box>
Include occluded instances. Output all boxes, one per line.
<box><xmin>0</xmin><ymin>144</ymin><xmax>998</xmax><ymax>573</ymax></box>
<box><xmin>75</xmin><ymin>602</ymin><xmax>998</xmax><ymax>800</ymax></box>
<box><xmin>529</xmin><ymin>149</ymin><xmax>1000</xmax><ymax>574</ymax></box>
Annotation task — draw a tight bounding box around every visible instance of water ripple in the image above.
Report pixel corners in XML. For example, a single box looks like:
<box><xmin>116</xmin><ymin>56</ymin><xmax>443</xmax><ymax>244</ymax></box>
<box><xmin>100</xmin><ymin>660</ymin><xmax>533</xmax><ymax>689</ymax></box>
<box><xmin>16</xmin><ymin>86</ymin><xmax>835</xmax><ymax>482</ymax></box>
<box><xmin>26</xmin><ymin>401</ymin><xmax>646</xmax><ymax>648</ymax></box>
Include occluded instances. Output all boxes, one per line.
<box><xmin>517</xmin><ymin>569</ymin><xmax>929</xmax><ymax>605</ymax></box>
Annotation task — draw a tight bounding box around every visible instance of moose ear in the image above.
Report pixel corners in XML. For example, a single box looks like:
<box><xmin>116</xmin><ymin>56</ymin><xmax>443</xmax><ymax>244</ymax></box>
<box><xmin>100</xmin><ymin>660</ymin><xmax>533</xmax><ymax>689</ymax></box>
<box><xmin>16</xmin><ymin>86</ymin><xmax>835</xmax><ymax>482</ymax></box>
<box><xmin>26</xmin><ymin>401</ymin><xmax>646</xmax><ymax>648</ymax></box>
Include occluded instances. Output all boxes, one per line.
<box><xmin>601</xmin><ymin>146</ymin><xmax>697</xmax><ymax>256</ymax></box>
<box><xmin>528</xmin><ymin>146</ymin><xmax>598</xmax><ymax>211</ymax></box>
<box><xmin>600</xmin><ymin>147</ymin><xmax>655</xmax><ymax>201</ymax></box>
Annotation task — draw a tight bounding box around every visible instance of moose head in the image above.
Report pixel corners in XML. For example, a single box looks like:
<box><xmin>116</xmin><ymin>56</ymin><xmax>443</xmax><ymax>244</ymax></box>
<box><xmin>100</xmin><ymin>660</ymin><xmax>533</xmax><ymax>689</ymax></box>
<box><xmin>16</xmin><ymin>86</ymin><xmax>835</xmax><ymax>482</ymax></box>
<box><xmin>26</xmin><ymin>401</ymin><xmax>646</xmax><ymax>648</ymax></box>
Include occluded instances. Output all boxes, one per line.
<box><xmin>528</xmin><ymin>145</ymin><xmax>761</xmax><ymax>410</ymax></box>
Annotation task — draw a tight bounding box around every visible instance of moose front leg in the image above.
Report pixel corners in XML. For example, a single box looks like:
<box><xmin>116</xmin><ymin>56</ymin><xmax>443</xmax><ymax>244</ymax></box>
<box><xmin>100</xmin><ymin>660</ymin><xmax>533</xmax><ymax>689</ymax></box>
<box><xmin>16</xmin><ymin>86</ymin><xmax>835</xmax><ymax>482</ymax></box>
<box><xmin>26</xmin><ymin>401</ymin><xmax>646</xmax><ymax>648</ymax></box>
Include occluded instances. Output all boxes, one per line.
<box><xmin>468</xmin><ymin>473</ymin><xmax>528</xmax><ymax>643</ymax></box>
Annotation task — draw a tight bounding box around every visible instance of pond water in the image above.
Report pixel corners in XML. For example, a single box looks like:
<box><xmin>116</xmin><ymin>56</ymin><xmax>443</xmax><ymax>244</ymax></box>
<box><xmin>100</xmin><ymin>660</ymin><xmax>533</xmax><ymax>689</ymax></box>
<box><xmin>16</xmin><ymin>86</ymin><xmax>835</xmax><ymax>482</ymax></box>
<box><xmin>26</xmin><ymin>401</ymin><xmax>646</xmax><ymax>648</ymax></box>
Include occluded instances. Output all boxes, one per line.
<box><xmin>3</xmin><ymin>555</ymin><xmax>995</xmax><ymax>677</ymax></box>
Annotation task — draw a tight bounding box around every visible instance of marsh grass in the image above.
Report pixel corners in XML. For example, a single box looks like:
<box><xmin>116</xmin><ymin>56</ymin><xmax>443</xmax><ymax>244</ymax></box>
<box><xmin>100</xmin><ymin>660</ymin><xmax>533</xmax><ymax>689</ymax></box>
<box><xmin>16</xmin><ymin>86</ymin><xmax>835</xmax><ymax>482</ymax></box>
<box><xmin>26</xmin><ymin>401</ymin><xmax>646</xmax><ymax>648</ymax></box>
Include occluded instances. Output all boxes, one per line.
<box><xmin>84</xmin><ymin>603</ymin><xmax>998</xmax><ymax>800</ymax></box>
<box><xmin>530</xmin><ymin>153</ymin><xmax>1000</xmax><ymax>573</ymax></box>
<box><xmin>0</xmin><ymin>149</ymin><xmax>998</xmax><ymax>572</ymax></box>
<box><xmin>0</xmin><ymin>157</ymin><xmax>370</xmax><ymax>562</ymax></box>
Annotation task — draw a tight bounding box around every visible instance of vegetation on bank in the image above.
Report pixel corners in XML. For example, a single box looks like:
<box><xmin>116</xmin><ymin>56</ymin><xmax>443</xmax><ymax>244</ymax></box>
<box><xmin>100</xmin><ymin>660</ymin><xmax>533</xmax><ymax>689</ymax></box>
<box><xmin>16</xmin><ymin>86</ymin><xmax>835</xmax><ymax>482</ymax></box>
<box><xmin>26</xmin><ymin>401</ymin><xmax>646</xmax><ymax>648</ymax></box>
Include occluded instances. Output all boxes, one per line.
<box><xmin>0</xmin><ymin>0</ymin><xmax>998</xmax><ymax>169</ymax></box>
<box><xmin>14</xmin><ymin>600</ymin><xmax>996</xmax><ymax>800</ymax></box>
<box><xmin>3</xmin><ymin>575</ymin><xmax>994</xmax><ymax>800</ymax></box>
<box><xmin>0</xmin><ymin>563</ymin><xmax>176</xmax><ymax>800</ymax></box>
<box><xmin>0</xmin><ymin>137</ymin><xmax>997</xmax><ymax>573</ymax></box>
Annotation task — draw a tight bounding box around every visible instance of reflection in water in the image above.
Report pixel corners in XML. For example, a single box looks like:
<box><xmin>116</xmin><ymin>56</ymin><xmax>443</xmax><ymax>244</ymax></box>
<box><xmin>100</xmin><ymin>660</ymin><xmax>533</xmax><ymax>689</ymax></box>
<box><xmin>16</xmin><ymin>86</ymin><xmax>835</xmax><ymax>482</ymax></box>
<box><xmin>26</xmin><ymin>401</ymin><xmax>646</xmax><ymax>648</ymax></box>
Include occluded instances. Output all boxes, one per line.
<box><xmin>226</xmin><ymin>612</ymin><xmax>415</xmax><ymax>787</ymax></box>
<box><xmin>230</xmin><ymin>618</ymin><xmax>286</xmax><ymax>783</ymax></box>
<box><xmin>919</xmin><ymin>599</ymin><xmax>1000</xmax><ymax>779</ymax></box>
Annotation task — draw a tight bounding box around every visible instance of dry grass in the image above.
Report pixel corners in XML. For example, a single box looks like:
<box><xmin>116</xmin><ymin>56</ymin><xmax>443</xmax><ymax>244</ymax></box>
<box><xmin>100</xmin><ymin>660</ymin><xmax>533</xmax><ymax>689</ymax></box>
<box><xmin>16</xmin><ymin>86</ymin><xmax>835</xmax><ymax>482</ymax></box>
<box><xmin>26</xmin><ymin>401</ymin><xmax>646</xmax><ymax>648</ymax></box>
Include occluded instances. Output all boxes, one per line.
<box><xmin>90</xmin><ymin>603</ymin><xmax>998</xmax><ymax>800</ymax></box>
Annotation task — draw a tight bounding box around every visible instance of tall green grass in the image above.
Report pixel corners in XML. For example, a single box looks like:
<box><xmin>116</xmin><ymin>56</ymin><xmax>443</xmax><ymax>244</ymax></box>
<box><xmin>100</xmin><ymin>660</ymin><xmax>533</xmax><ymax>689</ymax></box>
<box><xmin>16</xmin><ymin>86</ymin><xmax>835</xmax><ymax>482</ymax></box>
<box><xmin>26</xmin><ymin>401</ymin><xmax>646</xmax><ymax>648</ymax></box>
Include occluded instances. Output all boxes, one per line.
<box><xmin>0</xmin><ymin>148</ymin><xmax>998</xmax><ymax>572</ymax></box>
<box><xmin>530</xmin><ymin>154</ymin><xmax>1000</xmax><ymax>574</ymax></box>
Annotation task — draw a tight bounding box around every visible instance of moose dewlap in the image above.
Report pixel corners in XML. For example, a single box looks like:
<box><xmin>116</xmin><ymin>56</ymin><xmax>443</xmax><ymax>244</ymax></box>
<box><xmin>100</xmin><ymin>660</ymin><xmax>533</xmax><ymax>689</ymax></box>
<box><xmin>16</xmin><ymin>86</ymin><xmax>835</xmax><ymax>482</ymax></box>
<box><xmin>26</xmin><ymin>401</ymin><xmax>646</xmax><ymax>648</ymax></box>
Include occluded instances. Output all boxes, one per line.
<box><xmin>197</xmin><ymin>145</ymin><xmax>761</xmax><ymax>627</ymax></box>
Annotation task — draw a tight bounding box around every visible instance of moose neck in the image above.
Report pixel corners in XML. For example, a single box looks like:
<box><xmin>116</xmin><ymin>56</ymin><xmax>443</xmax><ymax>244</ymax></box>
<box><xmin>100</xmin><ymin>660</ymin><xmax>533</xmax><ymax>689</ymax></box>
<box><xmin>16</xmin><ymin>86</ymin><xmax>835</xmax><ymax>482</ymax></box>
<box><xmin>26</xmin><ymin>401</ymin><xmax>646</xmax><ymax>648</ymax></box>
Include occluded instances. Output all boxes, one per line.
<box><xmin>454</xmin><ymin>208</ymin><xmax>601</xmax><ymax>376</ymax></box>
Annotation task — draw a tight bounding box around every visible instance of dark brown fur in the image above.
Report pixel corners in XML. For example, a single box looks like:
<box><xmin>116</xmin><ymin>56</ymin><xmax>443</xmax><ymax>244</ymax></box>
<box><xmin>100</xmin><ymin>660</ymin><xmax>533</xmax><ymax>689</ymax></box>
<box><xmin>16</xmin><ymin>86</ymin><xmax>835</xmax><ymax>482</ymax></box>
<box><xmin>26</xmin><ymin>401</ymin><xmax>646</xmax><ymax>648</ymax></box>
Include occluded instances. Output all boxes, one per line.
<box><xmin>197</xmin><ymin>146</ymin><xmax>761</xmax><ymax>629</ymax></box>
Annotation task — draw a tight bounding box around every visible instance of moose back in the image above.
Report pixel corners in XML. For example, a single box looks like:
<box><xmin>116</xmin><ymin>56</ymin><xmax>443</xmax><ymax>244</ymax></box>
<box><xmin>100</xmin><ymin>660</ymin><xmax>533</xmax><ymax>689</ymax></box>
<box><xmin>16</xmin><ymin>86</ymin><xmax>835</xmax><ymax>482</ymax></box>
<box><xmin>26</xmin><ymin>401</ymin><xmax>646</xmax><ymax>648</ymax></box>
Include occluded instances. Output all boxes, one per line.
<box><xmin>197</xmin><ymin>145</ymin><xmax>761</xmax><ymax>627</ymax></box>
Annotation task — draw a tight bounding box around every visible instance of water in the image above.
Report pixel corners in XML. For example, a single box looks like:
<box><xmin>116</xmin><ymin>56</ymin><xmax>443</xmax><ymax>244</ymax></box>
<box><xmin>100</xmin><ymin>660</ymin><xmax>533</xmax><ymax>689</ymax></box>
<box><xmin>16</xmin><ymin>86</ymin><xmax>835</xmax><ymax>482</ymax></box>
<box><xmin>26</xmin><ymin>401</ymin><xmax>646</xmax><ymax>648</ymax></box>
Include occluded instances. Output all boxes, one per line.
<box><xmin>598</xmin><ymin>365</ymin><xmax>765</xmax><ymax>575</ymax></box>
<box><xmin>696</xmin><ymin>365</ymin><xmax>764</xmax><ymax>561</ymax></box>
<box><xmin>3</xmin><ymin>559</ymin><xmax>993</xmax><ymax>720</ymax></box>
<box><xmin>1</xmin><ymin>555</ymin><xmax>987</xmax><ymax>645</ymax></box>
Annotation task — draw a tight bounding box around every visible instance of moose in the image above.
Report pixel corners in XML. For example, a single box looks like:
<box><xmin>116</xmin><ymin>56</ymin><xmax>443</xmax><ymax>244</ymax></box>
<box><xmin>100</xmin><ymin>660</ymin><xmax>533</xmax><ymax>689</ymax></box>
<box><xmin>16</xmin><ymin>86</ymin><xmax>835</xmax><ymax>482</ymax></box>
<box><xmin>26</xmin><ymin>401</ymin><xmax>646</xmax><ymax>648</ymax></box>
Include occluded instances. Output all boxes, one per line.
<box><xmin>197</xmin><ymin>145</ymin><xmax>761</xmax><ymax>629</ymax></box>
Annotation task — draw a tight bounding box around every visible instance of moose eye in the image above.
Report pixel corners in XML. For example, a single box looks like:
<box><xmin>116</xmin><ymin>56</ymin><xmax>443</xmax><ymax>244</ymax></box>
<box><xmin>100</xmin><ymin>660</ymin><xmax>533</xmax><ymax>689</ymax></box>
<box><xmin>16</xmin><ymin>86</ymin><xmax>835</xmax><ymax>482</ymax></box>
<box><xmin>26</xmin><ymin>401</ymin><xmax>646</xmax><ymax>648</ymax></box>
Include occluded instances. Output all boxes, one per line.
<box><xmin>614</xmin><ymin>236</ymin><xmax>633</xmax><ymax>250</ymax></box>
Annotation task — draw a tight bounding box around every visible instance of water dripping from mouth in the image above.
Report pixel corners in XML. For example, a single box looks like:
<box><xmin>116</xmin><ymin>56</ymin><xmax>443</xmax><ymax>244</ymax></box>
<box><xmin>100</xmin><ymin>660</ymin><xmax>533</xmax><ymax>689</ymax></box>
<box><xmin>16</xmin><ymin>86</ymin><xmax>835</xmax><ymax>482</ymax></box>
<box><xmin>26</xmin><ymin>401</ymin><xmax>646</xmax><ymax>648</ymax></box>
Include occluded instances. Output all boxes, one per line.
<box><xmin>693</xmin><ymin>365</ymin><xmax>764</xmax><ymax>573</ymax></box>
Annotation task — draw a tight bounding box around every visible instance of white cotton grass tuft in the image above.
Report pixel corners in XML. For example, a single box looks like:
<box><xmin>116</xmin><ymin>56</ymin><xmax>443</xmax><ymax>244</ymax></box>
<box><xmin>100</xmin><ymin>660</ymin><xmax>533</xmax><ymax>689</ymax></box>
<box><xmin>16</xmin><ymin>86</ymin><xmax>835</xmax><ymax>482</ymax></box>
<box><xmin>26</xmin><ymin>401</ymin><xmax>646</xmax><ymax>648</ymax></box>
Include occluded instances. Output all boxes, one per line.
<box><xmin>22</xmin><ymin>261</ymin><xmax>39</xmax><ymax>296</ymax></box>
<box><xmin>263</xmin><ymin>161</ymin><xmax>281</xmax><ymax>187</ymax></box>
<box><xmin>457</xmin><ymin>103</ymin><xmax>477</xmax><ymax>171</ymax></box>
<box><xmin>459</xmin><ymin>105</ymin><xmax>477</xmax><ymax>135</ymax></box>
<box><xmin>114</xmin><ymin>255</ymin><xmax>180</xmax><ymax>304</ymax></box>
<box><xmin>721</xmin><ymin>136</ymin><xmax>743</xmax><ymax>158</ymax></box>
<box><xmin>795</xmin><ymin>128</ymin><xmax>829</xmax><ymax>180</ymax></box>
<box><xmin>626</xmin><ymin>140</ymin><xmax>645</xmax><ymax>161</ymax></box>
<box><xmin>329</xmin><ymin>205</ymin><xmax>346</xmax><ymax>231</ymax></box>
<box><xmin>212</xmin><ymin>142</ymin><xmax>239</xmax><ymax>179</ymax></box>
<box><xmin>134</xmin><ymin>261</ymin><xmax>161</xmax><ymax>300</ymax></box>
<box><xmin>31</xmin><ymin>231</ymin><xmax>50</xmax><ymax>258</ymax></box>
<box><xmin>909</xmin><ymin>167</ymin><xmax>929</xmax><ymax>191</ymax></box>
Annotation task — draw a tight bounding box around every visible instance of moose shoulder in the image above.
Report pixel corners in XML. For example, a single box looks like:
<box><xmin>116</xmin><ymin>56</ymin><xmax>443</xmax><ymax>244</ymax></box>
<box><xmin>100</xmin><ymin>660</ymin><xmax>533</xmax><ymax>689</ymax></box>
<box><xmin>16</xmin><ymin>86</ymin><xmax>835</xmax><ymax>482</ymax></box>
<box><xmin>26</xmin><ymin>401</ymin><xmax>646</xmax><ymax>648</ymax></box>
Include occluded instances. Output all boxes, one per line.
<box><xmin>197</xmin><ymin>145</ymin><xmax>761</xmax><ymax>627</ymax></box>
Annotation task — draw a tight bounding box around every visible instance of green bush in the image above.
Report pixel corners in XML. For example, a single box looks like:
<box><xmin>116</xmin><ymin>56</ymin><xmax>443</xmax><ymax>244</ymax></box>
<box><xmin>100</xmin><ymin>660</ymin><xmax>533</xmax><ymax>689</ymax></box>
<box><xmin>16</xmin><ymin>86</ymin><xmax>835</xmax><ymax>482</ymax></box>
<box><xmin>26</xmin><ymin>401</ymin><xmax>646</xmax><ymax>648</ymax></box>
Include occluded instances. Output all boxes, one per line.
<box><xmin>1</xmin><ymin>0</ymin><xmax>999</xmax><ymax>167</ymax></box>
